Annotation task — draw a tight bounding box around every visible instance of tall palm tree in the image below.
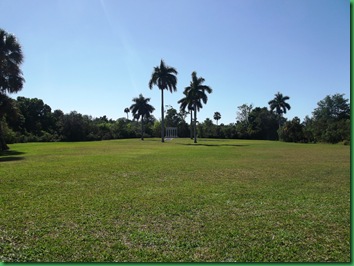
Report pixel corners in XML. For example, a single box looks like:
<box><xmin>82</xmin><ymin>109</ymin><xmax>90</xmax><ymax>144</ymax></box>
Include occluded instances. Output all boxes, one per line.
<box><xmin>178</xmin><ymin>90</ymin><xmax>194</xmax><ymax>139</ymax></box>
<box><xmin>213</xmin><ymin>112</ymin><xmax>221</xmax><ymax>125</ymax></box>
<box><xmin>183</xmin><ymin>71</ymin><xmax>212</xmax><ymax>143</ymax></box>
<box><xmin>268</xmin><ymin>92</ymin><xmax>291</xmax><ymax>130</ymax></box>
<box><xmin>148</xmin><ymin>60</ymin><xmax>178</xmax><ymax>142</ymax></box>
<box><xmin>124</xmin><ymin>107</ymin><xmax>130</xmax><ymax>119</ymax></box>
<box><xmin>0</xmin><ymin>29</ymin><xmax>25</xmax><ymax>151</ymax></box>
<box><xmin>130</xmin><ymin>94</ymin><xmax>155</xmax><ymax>140</ymax></box>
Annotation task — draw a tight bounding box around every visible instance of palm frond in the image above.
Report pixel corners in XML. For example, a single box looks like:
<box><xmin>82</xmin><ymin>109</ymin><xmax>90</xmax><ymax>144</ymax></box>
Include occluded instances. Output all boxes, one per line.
<box><xmin>268</xmin><ymin>92</ymin><xmax>291</xmax><ymax>116</ymax></box>
<box><xmin>0</xmin><ymin>28</ymin><xmax>25</xmax><ymax>94</ymax></box>
<box><xmin>149</xmin><ymin>60</ymin><xmax>178</xmax><ymax>92</ymax></box>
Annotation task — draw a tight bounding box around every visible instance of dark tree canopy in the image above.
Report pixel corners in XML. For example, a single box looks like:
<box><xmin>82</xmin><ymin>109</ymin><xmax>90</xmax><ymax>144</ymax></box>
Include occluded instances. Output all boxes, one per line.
<box><xmin>16</xmin><ymin>97</ymin><xmax>53</xmax><ymax>134</ymax></box>
<box><xmin>247</xmin><ymin>107</ymin><xmax>279</xmax><ymax>140</ymax></box>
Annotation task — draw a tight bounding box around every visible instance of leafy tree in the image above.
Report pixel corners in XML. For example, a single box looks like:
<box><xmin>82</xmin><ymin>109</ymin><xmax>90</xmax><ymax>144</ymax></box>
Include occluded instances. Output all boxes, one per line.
<box><xmin>142</xmin><ymin>115</ymin><xmax>156</xmax><ymax>137</ymax></box>
<box><xmin>175</xmin><ymin>108</ymin><xmax>190</xmax><ymax>138</ymax></box>
<box><xmin>268</xmin><ymin>92</ymin><xmax>291</xmax><ymax>131</ymax></box>
<box><xmin>221</xmin><ymin>123</ymin><xmax>237</xmax><ymax>139</ymax></box>
<box><xmin>114</xmin><ymin>117</ymin><xmax>137</xmax><ymax>139</ymax></box>
<box><xmin>149</xmin><ymin>60</ymin><xmax>178</xmax><ymax>142</ymax></box>
<box><xmin>91</xmin><ymin>116</ymin><xmax>115</xmax><ymax>140</ymax></box>
<box><xmin>165</xmin><ymin>106</ymin><xmax>183</xmax><ymax>127</ymax></box>
<box><xmin>279</xmin><ymin>117</ymin><xmax>306</xmax><ymax>142</ymax></box>
<box><xmin>301</xmin><ymin>115</ymin><xmax>315</xmax><ymax>143</ymax></box>
<box><xmin>16</xmin><ymin>97</ymin><xmax>53</xmax><ymax>134</ymax></box>
<box><xmin>202</xmin><ymin>118</ymin><xmax>216</xmax><ymax>138</ymax></box>
<box><xmin>310</xmin><ymin>94</ymin><xmax>350</xmax><ymax>143</ymax></box>
<box><xmin>152</xmin><ymin>120</ymin><xmax>161</xmax><ymax>138</ymax></box>
<box><xmin>235</xmin><ymin>104</ymin><xmax>254</xmax><ymax>138</ymax></box>
<box><xmin>51</xmin><ymin>109</ymin><xmax>64</xmax><ymax>140</ymax></box>
<box><xmin>60</xmin><ymin>111</ymin><xmax>90</xmax><ymax>141</ymax></box>
<box><xmin>313</xmin><ymin>94</ymin><xmax>350</xmax><ymax>121</ymax></box>
<box><xmin>213</xmin><ymin>112</ymin><xmax>221</xmax><ymax>125</ymax></box>
<box><xmin>130</xmin><ymin>94</ymin><xmax>155</xmax><ymax>140</ymax></box>
<box><xmin>183</xmin><ymin>71</ymin><xmax>212</xmax><ymax>143</ymax></box>
<box><xmin>247</xmin><ymin>107</ymin><xmax>278</xmax><ymax>140</ymax></box>
<box><xmin>0</xmin><ymin>29</ymin><xmax>25</xmax><ymax>150</ymax></box>
<box><xmin>0</xmin><ymin>93</ymin><xmax>20</xmax><ymax>144</ymax></box>
<box><xmin>236</xmin><ymin>103</ymin><xmax>253</xmax><ymax>124</ymax></box>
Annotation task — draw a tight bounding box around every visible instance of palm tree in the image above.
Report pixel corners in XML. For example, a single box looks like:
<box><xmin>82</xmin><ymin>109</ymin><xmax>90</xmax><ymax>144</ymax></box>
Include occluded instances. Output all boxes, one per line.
<box><xmin>124</xmin><ymin>107</ymin><xmax>130</xmax><ymax>119</ymax></box>
<box><xmin>268</xmin><ymin>92</ymin><xmax>291</xmax><ymax>130</ymax></box>
<box><xmin>183</xmin><ymin>71</ymin><xmax>212</xmax><ymax>143</ymax></box>
<box><xmin>0</xmin><ymin>29</ymin><xmax>25</xmax><ymax>151</ymax></box>
<box><xmin>130</xmin><ymin>94</ymin><xmax>155</xmax><ymax>140</ymax></box>
<box><xmin>213</xmin><ymin>112</ymin><xmax>221</xmax><ymax>125</ymax></box>
<box><xmin>148</xmin><ymin>60</ymin><xmax>178</xmax><ymax>142</ymax></box>
<box><xmin>178</xmin><ymin>90</ymin><xmax>194</xmax><ymax>139</ymax></box>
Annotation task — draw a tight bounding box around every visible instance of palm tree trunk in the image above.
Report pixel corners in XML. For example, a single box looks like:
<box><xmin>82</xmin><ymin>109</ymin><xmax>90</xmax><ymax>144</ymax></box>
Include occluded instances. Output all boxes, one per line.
<box><xmin>141</xmin><ymin>117</ymin><xmax>144</xmax><ymax>141</ymax></box>
<box><xmin>0</xmin><ymin>121</ymin><xmax>9</xmax><ymax>151</ymax></box>
<box><xmin>194</xmin><ymin>107</ymin><xmax>197</xmax><ymax>143</ymax></box>
<box><xmin>277</xmin><ymin>117</ymin><xmax>281</xmax><ymax>141</ymax></box>
<box><xmin>161</xmin><ymin>89</ymin><xmax>164</xmax><ymax>142</ymax></box>
<box><xmin>190</xmin><ymin>110</ymin><xmax>193</xmax><ymax>139</ymax></box>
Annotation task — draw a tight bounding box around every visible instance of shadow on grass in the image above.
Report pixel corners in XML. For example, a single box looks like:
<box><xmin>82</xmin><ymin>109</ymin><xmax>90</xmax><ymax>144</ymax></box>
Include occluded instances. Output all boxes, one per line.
<box><xmin>177</xmin><ymin>143</ymin><xmax>250</xmax><ymax>147</ymax></box>
<box><xmin>144</xmin><ymin>138</ymin><xmax>161</xmax><ymax>142</ymax></box>
<box><xmin>177</xmin><ymin>139</ymin><xmax>250</xmax><ymax>147</ymax></box>
<box><xmin>0</xmin><ymin>150</ymin><xmax>25</xmax><ymax>162</ymax></box>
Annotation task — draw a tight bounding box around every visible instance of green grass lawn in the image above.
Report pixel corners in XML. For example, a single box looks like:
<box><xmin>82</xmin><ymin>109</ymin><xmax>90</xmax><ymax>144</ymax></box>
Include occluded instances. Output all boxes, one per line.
<box><xmin>0</xmin><ymin>138</ymin><xmax>350</xmax><ymax>262</ymax></box>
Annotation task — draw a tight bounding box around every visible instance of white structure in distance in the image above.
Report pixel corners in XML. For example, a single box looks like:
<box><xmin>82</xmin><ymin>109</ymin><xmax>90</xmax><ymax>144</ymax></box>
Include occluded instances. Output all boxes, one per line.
<box><xmin>166</xmin><ymin>127</ymin><xmax>178</xmax><ymax>138</ymax></box>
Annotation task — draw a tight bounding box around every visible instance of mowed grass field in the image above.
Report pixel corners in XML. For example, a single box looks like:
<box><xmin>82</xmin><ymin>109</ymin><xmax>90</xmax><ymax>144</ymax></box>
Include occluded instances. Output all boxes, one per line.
<box><xmin>0</xmin><ymin>138</ymin><xmax>350</xmax><ymax>262</ymax></box>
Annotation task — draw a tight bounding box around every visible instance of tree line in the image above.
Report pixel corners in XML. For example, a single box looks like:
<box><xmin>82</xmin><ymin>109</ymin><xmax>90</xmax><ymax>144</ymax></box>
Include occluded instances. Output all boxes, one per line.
<box><xmin>164</xmin><ymin>92</ymin><xmax>350</xmax><ymax>144</ymax></box>
<box><xmin>0</xmin><ymin>28</ymin><xmax>350</xmax><ymax>150</ymax></box>
<box><xmin>0</xmin><ymin>92</ymin><xmax>350</xmax><ymax>146</ymax></box>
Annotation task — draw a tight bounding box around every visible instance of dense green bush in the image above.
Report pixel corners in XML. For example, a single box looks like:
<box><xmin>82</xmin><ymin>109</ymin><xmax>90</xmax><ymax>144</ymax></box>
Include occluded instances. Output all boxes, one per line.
<box><xmin>278</xmin><ymin>117</ymin><xmax>306</xmax><ymax>143</ymax></box>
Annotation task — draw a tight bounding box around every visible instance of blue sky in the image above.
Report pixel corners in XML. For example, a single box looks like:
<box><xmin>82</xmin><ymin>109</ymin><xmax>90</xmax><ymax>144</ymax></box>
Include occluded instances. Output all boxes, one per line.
<box><xmin>1</xmin><ymin>0</ymin><xmax>349</xmax><ymax>124</ymax></box>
